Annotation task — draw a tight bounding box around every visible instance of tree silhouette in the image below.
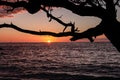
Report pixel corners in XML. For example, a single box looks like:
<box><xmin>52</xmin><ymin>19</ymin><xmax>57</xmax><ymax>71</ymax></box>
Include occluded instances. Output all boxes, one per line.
<box><xmin>0</xmin><ymin>0</ymin><xmax>120</xmax><ymax>52</ymax></box>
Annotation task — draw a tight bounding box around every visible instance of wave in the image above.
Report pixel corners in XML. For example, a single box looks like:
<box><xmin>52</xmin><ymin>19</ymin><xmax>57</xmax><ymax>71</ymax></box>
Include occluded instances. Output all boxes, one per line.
<box><xmin>0</xmin><ymin>72</ymin><xmax>120</xmax><ymax>80</ymax></box>
<box><xmin>0</xmin><ymin>42</ymin><xmax>120</xmax><ymax>80</ymax></box>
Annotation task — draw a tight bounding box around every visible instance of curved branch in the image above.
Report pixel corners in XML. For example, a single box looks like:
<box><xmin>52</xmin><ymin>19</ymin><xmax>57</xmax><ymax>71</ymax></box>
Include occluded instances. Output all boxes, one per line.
<box><xmin>0</xmin><ymin>23</ymin><xmax>103</xmax><ymax>42</ymax></box>
<box><xmin>0</xmin><ymin>23</ymin><xmax>74</xmax><ymax>37</ymax></box>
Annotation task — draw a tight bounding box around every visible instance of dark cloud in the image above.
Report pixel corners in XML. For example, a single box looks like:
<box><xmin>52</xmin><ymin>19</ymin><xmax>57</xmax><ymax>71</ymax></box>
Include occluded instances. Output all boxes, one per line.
<box><xmin>0</xmin><ymin>0</ymin><xmax>27</xmax><ymax>17</ymax></box>
<box><xmin>0</xmin><ymin>5</ymin><xmax>25</xmax><ymax>17</ymax></box>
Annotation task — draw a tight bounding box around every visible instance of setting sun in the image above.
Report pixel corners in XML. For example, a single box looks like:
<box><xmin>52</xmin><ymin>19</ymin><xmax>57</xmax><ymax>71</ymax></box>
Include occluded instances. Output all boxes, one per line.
<box><xmin>47</xmin><ymin>40</ymin><xmax>51</xmax><ymax>43</ymax></box>
<box><xmin>42</xmin><ymin>36</ymin><xmax>56</xmax><ymax>43</ymax></box>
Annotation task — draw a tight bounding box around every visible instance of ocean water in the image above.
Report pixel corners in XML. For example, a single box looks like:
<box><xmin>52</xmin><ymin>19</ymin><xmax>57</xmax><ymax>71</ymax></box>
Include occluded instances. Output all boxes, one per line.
<box><xmin>0</xmin><ymin>42</ymin><xmax>120</xmax><ymax>80</ymax></box>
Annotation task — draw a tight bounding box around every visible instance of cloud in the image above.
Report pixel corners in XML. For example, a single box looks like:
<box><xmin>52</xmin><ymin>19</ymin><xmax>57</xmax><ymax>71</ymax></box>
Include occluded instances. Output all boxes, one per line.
<box><xmin>0</xmin><ymin>0</ymin><xmax>27</xmax><ymax>17</ymax></box>
<box><xmin>0</xmin><ymin>5</ymin><xmax>25</xmax><ymax>17</ymax></box>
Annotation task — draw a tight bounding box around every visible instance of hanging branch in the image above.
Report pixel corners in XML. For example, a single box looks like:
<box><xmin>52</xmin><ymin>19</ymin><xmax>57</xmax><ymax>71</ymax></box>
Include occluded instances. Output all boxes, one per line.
<box><xmin>40</xmin><ymin>6</ymin><xmax>77</xmax><ymax>33</ymax></box>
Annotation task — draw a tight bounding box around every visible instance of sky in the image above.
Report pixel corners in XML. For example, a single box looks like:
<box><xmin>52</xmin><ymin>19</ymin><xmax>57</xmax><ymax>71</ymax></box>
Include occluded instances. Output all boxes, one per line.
<box><xmin>0</xmin><ymin>6</ymin><xmax>119</xmax><ymax>42</ymax></box>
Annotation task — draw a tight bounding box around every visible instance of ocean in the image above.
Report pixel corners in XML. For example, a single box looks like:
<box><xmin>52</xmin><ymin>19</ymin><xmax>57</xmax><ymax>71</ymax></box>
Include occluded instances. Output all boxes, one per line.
<box><xmin>0</xmin><ymin>42</ymin><xmax>120</xmax><ymax>80</ymax></box>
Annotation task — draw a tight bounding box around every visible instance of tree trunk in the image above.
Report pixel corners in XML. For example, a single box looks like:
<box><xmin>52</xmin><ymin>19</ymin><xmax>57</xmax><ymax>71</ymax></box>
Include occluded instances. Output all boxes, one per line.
<box><xmin>104</xmin><ymin>19</ymin><xmax>120</xmax><ymax>52</ymax></box>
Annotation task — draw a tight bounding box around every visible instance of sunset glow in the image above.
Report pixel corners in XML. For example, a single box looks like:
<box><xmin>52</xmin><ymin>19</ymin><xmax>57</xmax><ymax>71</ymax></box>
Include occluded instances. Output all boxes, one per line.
<box><xmin>0</xmin><ymin>8</ymin><xmax>108</xmax><ymax>42</ymax></box>
<box><xmin>47</xmin><ymin>40</ymin><xmax>51</xmax><ymax>43</ymax></box>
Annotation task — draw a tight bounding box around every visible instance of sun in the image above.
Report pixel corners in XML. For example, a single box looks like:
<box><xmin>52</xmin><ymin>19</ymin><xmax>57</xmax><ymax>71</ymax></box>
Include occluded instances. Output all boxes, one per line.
<box><xmin>43</xmin><ymin>36</ymin><xmax>55</xmax><ymax>43</ymax></box>
<box><xmin>47</xmin><ymin>40</ymin><xmax>51</xmax><ymax>43</ymax></box>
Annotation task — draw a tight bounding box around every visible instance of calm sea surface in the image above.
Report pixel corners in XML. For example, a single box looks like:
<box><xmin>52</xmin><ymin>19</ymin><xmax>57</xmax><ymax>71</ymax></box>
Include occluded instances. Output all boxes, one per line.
<box><xmin>0</xmin><ymin>42</ymin><xmax>120</xmax><ymax>80</ymax></box>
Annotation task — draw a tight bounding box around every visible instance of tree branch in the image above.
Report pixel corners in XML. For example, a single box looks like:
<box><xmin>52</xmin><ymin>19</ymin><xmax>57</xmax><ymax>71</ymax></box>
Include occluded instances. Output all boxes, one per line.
<box><xmin>115</xmin><ymin>0</ymin><xmax>120</xmax><ymax>7</ymax></box>
<box><xmin>0</xmin><ymin>0</ymin><xmax>106</xmax><ymax>18</ymax></box>
<box><xmin>115</xmin><ymin>0</ymin><xmax>120</xmax><ymax>5</ymax></box>
<box><xmin>70</xmin><ymin>21</ymin><xmax>104</xmax><ymax>41</ymax></box>
<box><xmin>0</xmin><ymin>23</ymin><xmax>103</xmax><ymax>42</ymax></box>
<box><xmin>0</xmin><ymin>0</ymin><xmax>27</xmax><ymax>8</ymax></box>
<box><xmin>40</xmin><ymin>0</ymin><xmax>106</xmax><ymax>18</ymax></box>
<box><xmin>40</xmin><ymin>6</ymin><xmax>76</xmax><ymax>33</ymax></box>
<box><xmin>0</xmin><ymin>0</ymin><xmax>106</xmax><ymax>42</ymax></box>
<box><xmin>0</xmin><ymin>23</ymin><xmax>73</xmax><ymax>37</ymax></box>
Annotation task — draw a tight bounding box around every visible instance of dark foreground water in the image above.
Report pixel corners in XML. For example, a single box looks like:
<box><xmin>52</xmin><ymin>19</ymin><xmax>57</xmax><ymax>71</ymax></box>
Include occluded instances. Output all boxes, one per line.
<box><xmin>0</xmin><ymin>42</ymin><xmax>120</xmax><ymax>80</ymax></box>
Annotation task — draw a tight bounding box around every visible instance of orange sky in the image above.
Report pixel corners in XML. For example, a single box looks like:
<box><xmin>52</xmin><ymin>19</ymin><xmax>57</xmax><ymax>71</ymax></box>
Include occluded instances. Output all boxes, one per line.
<box><xmin>0</xmin><ymin>8</ymin><xmax>111</xmax><ymax>42</ymax></box>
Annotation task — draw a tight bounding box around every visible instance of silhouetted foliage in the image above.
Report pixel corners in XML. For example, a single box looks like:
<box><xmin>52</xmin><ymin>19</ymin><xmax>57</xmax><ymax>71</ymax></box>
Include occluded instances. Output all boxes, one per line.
<box><xmin>0</xmin><ymin>0</ymin><xmax>120</xmax><ymax>52</ymax></box>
